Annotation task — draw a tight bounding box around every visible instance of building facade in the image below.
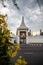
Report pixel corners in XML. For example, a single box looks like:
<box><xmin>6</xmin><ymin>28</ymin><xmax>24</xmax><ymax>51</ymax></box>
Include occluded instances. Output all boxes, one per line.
<box><xmin>9</xmin><ymin>16</ymin><xmax>43</xmax><ymax>44</ymax></box>
<box><xmin>17</xmin><ymin>16</ymin><xmax>29</xmax><ymax>44</ymax></box>
<box><xmin>16</xmin><ymin>16</ymin><xmax>43</xmax><ymax>44</ymax></box>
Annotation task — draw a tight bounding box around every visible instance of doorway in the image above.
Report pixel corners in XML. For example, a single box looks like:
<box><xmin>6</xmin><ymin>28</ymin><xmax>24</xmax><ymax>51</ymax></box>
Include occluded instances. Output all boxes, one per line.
<box><xmin>20</xmin><ymin>31</ymin><xmax>26</xmax><ymax>44</ymax></box>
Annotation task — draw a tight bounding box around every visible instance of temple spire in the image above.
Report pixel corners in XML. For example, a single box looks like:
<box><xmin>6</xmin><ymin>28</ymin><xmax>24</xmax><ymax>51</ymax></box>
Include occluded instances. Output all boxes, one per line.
<box><xmin>22</xmin><ymin>16</ymin><xmax>24</xmax><ymax>24</ymax></box>
<box><xmin>17</xmin><ymin>16</ymin><xmax>28</xmax><ymax>30</ymax></box>
<box><xmin>21</xmin><ymin>16</ymin><xmax>25</xmax><ymax>26</ymax></box>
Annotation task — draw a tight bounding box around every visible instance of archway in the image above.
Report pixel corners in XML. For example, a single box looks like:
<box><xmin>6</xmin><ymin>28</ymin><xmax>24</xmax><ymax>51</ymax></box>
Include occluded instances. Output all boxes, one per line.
<box><xmin>20</xmin><ymin>31</ymin><xmax>26</xmax><ymax>44</ymax></box>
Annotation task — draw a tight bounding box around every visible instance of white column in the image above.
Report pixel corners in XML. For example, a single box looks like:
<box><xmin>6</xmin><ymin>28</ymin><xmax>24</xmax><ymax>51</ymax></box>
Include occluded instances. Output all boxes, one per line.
<box><xmin>26</xmin><ymin>30</ymin><xmax>28</xmax><ymax>44</ymax></box>
<box><xmin>17</xmin><ymin>30</ymin><xmax>20</xmax><ymax>43</ymax></box>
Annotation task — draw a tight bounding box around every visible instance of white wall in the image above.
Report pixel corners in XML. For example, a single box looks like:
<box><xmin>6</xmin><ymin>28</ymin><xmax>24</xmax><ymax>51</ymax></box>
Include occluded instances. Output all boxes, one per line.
<box><xmin>28</xmin><ymin>35</ymin><xmax>43</xmax><ymax>43</ymax></box>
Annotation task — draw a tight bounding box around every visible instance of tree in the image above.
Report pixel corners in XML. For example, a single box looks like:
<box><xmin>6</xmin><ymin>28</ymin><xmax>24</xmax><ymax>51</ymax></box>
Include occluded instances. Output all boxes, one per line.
<box><xmin>0</xmin><ymin>14</ymin><xmax>10</xmax><ymax>65</ymax></box>
<box><xmin>14</xmin><ymin>56</ymin><xmax>28</xmax><ymax>65</ymax></box>
<box><xmin>8</xmin><ymin>43</ymin><xmax>20</xmax><ymax>58</ymax></box>
<box><xmin>0</xmin><ymin>14</ymin><xmax>20</xmax><ymax>65</ymax></box>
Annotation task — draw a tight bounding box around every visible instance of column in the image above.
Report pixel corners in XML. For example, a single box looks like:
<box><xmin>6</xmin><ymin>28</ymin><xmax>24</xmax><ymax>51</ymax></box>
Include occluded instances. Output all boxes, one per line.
<box><xmin>17</xmin><ymin>30</ymin><xmax>20</xmax><ymax>44</ymax></box>
<box><xmin>26</xmin><ymin>30</ymin><xmax>28</xmax><ymax>44</ymax></box>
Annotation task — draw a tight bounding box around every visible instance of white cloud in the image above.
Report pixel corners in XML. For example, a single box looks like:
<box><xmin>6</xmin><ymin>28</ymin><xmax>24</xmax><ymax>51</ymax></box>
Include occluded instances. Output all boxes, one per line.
<box><xmin>0</xmin><ymin>0</ymin><xmax>43</xmax><ymax>34</ymax></box>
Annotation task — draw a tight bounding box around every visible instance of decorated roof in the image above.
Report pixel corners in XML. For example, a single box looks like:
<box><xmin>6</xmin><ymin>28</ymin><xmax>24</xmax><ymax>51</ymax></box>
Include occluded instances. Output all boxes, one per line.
<box><xmin>18</xmin><ymin>16</ymin><xmax>28</xmax><ymax>30</ymax></box>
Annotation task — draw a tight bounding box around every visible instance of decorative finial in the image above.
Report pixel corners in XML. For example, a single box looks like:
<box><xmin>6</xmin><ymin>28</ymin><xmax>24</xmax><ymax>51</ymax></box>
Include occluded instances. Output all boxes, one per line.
<box><xmin>22</xmin><ymin>16</ymin><xmax>24</xmax><ymax>22</ymax></box>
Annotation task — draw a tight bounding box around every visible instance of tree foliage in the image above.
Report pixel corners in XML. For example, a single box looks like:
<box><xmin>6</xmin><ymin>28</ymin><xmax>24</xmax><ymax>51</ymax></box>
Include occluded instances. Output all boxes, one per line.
<box><xmin>0</xmin><ymin>14</ymin><xmax>10</xmax><ymax>65</ymax></box>
<box><xmin>0</xmin><ymin>14</ymin><xmax>20</xmax><ymax>65</ymax></box>
<box><xmin>8</xmin><ymin>43</ymin><xmax>20</xmax><ymax>58</ymax></box>
<box><xmin>14</xmin><ymin>56</ymin><xmax>28</xmax><ymax>65</ymax></box>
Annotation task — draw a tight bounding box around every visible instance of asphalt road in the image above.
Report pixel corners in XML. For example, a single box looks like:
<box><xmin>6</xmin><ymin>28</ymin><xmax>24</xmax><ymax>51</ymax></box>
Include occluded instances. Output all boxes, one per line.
<box><xmin>11</xmin><ymin>44</ymin><xmax>43</xmax><ymax>65</ymax></box>
<box><xmin>23</xmin><ymin>52</ymin><xmax>43</xmax><ymax>65</ymax></box>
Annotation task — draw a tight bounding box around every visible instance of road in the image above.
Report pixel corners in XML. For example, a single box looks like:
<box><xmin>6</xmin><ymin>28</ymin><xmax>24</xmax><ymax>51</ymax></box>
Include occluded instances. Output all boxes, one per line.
<box><xmin>11</xmin><ymin>44</ymin><xmax>43</xmax><ymax>65</ymax></box>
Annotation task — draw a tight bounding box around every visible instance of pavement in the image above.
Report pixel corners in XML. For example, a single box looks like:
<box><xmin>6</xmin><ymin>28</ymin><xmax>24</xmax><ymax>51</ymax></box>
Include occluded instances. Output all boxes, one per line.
<box><xmin>11</xmin><ymin>44</ymin><xmax>43</xmax><ymax>65</ymax></box>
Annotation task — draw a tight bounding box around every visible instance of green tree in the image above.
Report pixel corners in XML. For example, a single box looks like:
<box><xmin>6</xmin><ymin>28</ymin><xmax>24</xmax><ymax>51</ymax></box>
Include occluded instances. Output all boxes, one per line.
<box><xmin>0</xmin><ymin>14</ymin><xmax>10</xmax><ymax>65</ymax></box>
<box><xmin>0</xmin><ymin>14</ymin><xmax>20</xmax><ymax>65</ymax></box>
<box><xmin>14</xmin><ymin>56</ymin><xmax>28</xmax><ymax>65</ymax></box>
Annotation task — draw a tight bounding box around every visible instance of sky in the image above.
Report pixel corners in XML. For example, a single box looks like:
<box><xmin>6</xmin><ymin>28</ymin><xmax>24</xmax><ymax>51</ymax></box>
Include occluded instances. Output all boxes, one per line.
<box><xmin>0</xmin><ymin>0</ymin><xmax>43</xmax><ymax>35</ymax></box>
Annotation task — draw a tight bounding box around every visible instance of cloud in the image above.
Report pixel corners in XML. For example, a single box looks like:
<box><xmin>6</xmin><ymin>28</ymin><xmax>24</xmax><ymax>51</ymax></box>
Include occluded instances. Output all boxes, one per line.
<box><xmin>38</xmin><ymin>0</ymin><xmax>43</xmax><ymax>6</ymax></box>
<box><xmin>0</xmin><ymin>0</ymin><xmax>43</xmax><ymax>34</ymax></box>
